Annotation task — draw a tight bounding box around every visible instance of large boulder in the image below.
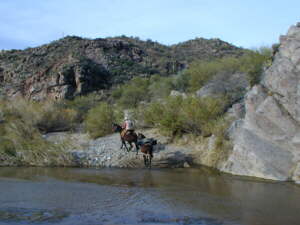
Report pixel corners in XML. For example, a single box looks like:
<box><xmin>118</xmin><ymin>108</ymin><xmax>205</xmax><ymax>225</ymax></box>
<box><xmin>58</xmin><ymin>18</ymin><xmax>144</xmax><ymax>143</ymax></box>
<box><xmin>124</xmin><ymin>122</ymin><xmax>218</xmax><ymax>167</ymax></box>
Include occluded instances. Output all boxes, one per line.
<box><xmin>221</xmin><ymin>23</ymin><xmax>300</xmax><ymax>182</ymax></box>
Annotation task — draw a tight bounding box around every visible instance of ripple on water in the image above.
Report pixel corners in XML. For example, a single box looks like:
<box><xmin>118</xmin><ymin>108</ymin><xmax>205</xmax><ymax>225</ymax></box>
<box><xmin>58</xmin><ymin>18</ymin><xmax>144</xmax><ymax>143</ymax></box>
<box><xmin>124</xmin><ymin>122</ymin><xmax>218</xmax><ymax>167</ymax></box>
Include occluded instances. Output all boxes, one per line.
<box><xmin>0</xmin><ymin>207</ymin><xmax>69</xmax><ymax>223</ymax></box>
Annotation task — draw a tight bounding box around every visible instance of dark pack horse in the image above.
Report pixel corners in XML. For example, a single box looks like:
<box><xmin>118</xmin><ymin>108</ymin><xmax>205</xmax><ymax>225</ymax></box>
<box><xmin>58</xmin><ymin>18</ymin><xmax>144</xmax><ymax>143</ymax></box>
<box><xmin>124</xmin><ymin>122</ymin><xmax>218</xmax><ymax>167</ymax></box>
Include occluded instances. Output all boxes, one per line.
<box><xmin>137</xmin><ymin>133</ymin><xmax>157</xmax><ymax>168</ymax></box>
<box><xmin>112</xmin><ymin>123</ymin><xmax>139</xmax><ymax>155</ymax></box>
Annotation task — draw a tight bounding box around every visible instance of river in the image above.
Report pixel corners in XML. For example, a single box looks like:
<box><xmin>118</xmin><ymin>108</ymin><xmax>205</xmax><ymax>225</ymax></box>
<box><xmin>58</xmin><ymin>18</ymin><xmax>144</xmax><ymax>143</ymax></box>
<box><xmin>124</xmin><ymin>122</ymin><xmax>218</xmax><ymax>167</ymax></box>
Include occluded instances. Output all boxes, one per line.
<box><xmin>0</xmin><ymin>167</ymin><xmax>299</xmax><ymax>225</ymax></box>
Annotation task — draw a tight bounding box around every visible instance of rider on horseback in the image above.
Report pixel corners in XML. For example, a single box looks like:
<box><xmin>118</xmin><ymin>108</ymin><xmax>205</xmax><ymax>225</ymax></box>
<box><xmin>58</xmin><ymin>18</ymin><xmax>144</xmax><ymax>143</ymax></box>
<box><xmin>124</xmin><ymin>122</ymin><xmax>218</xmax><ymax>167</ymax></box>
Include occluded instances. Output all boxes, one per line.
<box><xmin>121</xmin><ymin>114</ymin><xmax>135</xmax><ymax>138</ymax></box>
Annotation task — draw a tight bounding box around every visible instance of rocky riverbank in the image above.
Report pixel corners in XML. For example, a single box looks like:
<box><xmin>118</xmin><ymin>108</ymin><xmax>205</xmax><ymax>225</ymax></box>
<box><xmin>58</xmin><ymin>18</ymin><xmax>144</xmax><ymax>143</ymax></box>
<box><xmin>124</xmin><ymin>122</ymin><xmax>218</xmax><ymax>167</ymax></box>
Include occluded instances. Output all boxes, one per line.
<box><xmin>45</xmin><ymin>129</ymin><xmax>201</xmax><ymax>169</ymax></box>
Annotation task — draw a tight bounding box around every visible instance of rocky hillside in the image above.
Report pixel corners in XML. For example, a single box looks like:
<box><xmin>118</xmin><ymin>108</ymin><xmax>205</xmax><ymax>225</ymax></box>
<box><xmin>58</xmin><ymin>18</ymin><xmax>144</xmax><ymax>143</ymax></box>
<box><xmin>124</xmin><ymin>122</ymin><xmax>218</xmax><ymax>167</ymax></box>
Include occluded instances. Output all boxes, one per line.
<box><xmin>0</xmin><ymin>36</ymin><xmax>245</xmax><ymax>100</ymax></box>
<box><xmin>171</xmin><ymin>37</ymin><xmax>242</xmax><ymax>63</ymax></box>
<box><xmin>221</xmin><ymin>23</ymin><xmax>300</xmax><ymax>183</ymax></box>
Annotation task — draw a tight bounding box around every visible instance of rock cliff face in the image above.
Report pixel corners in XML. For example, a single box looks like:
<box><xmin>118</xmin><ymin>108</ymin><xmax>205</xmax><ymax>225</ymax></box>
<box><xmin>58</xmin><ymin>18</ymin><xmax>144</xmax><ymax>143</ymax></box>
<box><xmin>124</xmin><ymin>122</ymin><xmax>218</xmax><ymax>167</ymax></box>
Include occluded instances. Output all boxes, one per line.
<box><xmin>222</xmin><ymin>23</ymin><xmax>300</xmax><ymax>182</ymax></box>
<box><xmin>0</xmin><ymin>36</ymin><xmax>244</xmax><ymax>100</ymax></box>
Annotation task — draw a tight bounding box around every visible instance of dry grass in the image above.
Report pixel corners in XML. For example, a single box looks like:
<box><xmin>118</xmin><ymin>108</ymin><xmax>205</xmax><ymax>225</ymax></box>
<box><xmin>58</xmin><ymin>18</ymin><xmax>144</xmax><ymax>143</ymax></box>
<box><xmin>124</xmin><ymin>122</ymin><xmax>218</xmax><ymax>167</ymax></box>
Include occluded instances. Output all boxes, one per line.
<box><xmin>202</xmin><ymin>117</ymin><xmax>234</xmax><ymax>167</ymax></box>
<box><xmin>0</xmin><ymin>98</ymin><xmax>74</xmax><ymax>166</ymax></box>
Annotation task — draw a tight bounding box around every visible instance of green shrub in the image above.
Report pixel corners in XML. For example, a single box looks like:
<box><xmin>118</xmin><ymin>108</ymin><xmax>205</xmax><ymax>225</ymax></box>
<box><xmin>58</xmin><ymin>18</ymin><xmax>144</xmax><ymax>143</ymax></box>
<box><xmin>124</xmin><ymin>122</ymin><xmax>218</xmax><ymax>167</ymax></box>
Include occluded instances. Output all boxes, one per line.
<box><xmin>138</xmin><ymin>101</ymin><xmax>165</xmax><ymax>127</ymax></box>
<box><xmin>112</xmin><ymin>75</ymin><xmax>186</xmax><ymax>107</ymax></box>
<box><xmin>151</xmin><ymin>96</ymin><xmax>184</xmax><ymax>135</ymax></box>
<box><xmin>114</xmin><ymin>77</ymin><xmax>150</xmax><ymax>108</ymax></box>
<box><xmin>184</xmin><ymin>48</ymin><xmax>272</xmax><ymax>92</ymax></box>
<box><xmin>172</xmin><ymin>72</ymin><xmax>190</xmax><ymax>92</ymax></box>
<box><xmin>180</xmin><ymin>97</ymin><xmax>227</xmax><ymax>135</ymax></box>
<box><xmin>118</xmin><ymin>87</ymin><xmax>147</xmax><ymax>108</ymax></box>
<box><xmin>62</xmin><ymin>94</ymin><xmax>101</xmax><ymax>122</ymax></box>
<box><xmin>148</xmin><ymin>76</ymin><xmax>174</xmax><ymax>100</ymax></box>
<box><xmin>138</xmin><ymin>96</ymin><xmax>228</xmax><ymax>136</ymax></box>
<box><xmin>111</xmin><ymin>87</ymin><xmax>123</xmax><ymax>99</ymax></box>
<box><xmin>85</xmin><ymin>102</ymin><xmax>115</xmax><ymax>138</ymax></box>
<box><xmin>272</xmin><ymin>43</ymin><xmax>280</xmax><ymax>55</ymax></box>
<box><xmin>240</xmin><ymin>48</ymin><xmax>272</xmax><ymax>87</ymax></box>
<box><xmin>0</xmin><ymin>138</ymin><xmax>16</xmax><ymax>157</ymax></box>
<box><xmin>185</xmin><ymin>57</ymin><xmax>241</xmax><ymax>92</ymax></box>
<box><xmin>36</xmin><ymin>107</ymin><xmax>77</xmax><ymax>133</ymax></box>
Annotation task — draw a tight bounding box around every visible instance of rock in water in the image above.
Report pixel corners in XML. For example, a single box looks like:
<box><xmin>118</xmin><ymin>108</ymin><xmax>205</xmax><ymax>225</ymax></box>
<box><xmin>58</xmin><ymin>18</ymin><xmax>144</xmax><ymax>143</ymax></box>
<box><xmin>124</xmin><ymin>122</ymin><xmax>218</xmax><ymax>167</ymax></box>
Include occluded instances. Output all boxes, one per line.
<box><xmin>221</xmin><ymin>23</ymin><xmax>300</xmax><ymax>182</ymax></box>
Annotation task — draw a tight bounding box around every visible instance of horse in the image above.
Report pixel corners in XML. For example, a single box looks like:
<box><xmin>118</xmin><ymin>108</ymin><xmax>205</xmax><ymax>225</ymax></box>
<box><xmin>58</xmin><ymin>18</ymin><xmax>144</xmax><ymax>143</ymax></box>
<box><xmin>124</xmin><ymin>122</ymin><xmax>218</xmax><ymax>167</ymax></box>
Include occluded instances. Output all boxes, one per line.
<box><xmin>137</xmin><ymin>133</ymin><xmax>157</xmax><ymax>168</ymax></box>
<box><xmin>112</xmin><ymin>123</ymin><xmax>139</xmax><ymax>155</ymax></box>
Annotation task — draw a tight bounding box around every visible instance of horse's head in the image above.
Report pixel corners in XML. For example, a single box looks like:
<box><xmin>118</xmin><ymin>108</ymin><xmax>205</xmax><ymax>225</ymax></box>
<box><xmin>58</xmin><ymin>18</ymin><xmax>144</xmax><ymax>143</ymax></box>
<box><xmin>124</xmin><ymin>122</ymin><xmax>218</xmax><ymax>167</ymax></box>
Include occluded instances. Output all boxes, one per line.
<box><xmin>112</xmin><ymin>123</ymin><xmax>122</xmax><ymax>133</ymax></box>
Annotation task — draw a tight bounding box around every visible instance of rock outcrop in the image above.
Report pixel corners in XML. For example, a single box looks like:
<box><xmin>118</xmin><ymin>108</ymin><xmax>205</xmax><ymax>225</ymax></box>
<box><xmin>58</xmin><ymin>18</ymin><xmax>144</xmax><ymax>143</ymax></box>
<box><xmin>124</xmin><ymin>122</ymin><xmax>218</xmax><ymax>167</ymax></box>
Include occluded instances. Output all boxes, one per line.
<box><xmin>222</xmin><ymin>23</ymin><xmax>300</xmax><ymax>182</ymax></box>
<box><xmin>0</xmin><ymin>36</ymin><xmax>245</xmax><ymax>100</ymax></box>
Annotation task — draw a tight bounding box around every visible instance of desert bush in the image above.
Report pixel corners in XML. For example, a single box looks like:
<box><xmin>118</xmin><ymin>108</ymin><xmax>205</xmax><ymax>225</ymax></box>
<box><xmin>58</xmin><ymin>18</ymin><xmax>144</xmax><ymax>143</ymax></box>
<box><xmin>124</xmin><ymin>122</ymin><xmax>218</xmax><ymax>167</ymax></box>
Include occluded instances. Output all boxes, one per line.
<box><xmin>112</xmin><ymin>74</ymin><xmax>189</xmax><ymax>107</ymax></box>
<box><xmin>184</xmin><ymin>48</ymin><xmax>272</xmax><ymax>92</ymax></box>
<box><xmin>148</xmin><ymin>75</ymin><xmax>174</xmax><ymax>100</ymax></box>
<box><xmin>113</xmin><ymin>105</ymin><xmax>125</xmax><ymax>124</ymax></box>
<box><xmin>36</xmin><ymin>106</ymin><xmax>77</xmax><ymax>133</ymax></box>
<box><xmin>272</xmin><ymin>43</ymin><xmax>280</xmax><ymax>55</ymax></box>
<box><xmin>0</xmin><ymin>102</ymin><xmax>72</xmax><ymax>166</ymax></box>
<box><xmin>0</xmin><ymin>138</ymin><xmax>16</xmax><ymax>157</ymax></box>
<box><xmin>59</xmin><ymin>94</ymin><xmax>100</xmax><ymax>122</ymax></box>
<box><xmin>201</xmin><ymin>117</ymin><xmax>234</xmax><ymax>167</ymax></box>
<box><xmin>1</xmin><ymin>98</ymin><xmax>78</xmax><ymax>133</ymax></box>
<box><xmin>113</xmin><ymin>77</ymin><xmax>150</xmax><ymax>108</ymax></box>
<box><xmin>149</xmin><ymin>96</ymin><xmax>184</xmax><ymax>135</ymax></box>
<box><xmin>137</xmin><ymin>101</ymin><xmax>165</xmax><ymax>127</ymax></box>
<box><xmin>203</xmin><ymin>117</ymin><xmax>232</xmax><ymax>146</ymax></box>
<box><xmin>138</xmin><ymin>96</ymin><xmax>227</xmax><ymax>136</ymax></box>
<box><xmin>185</xmin><ymin>57</ymin><xmax>241</xmax><ymax>92</ymax></box>
<box><xmin>240</xmin><ymin>47</ymin><xmax>272</xmax><ymax>87</ymax></box>
<box><xmin>171</xmin><ymin>72</ymin><xmax>190</xmax><ymax>92</ymax></box>
<box><xmin>85</xmin><ymin>102</ymin><xmax>115</xmax><ymax>138</ymax></box>
<box><xmin>0</xmin><ymin>98</ymin><xmax>74</xmax><ymax>165</ymax></box>
<box><xmin>180</xmin><ymin>97</ymin><xmax>227</xmax><ymax>135</ymax></box>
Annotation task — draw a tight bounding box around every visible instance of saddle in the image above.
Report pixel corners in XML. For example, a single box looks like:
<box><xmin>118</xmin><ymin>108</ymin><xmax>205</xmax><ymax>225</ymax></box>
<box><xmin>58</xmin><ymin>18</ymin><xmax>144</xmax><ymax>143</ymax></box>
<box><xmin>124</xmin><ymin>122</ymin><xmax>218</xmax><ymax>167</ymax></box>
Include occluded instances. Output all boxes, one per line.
<box><xmin>121</xmin><ymin>129</ymin><xmax>134</xmax><ymax>138</ymax></box>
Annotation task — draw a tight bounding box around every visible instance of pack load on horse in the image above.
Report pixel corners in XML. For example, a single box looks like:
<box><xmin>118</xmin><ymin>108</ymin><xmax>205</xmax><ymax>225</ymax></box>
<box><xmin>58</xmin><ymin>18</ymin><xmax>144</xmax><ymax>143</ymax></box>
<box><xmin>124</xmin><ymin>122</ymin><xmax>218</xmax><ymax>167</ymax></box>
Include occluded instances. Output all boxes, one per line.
<box><xmin>137</xmin><ymin>133</ymin><xmax>157</xmax><ymax>168</ymax></box>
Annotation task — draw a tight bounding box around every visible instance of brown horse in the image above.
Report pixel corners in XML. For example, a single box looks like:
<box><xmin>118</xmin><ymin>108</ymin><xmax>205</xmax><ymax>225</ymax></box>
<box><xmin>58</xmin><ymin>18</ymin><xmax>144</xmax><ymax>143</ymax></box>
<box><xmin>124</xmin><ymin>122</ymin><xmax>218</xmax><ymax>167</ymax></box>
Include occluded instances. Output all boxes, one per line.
<box><xmin>137</xmin><ymin>133</ymin><xmax>157</xmax><ymax>168</ymax></box>
<box><xmin>112</xmin><ymin>123</ymin><xmax>139</xmax><ymax>155</ymax></box>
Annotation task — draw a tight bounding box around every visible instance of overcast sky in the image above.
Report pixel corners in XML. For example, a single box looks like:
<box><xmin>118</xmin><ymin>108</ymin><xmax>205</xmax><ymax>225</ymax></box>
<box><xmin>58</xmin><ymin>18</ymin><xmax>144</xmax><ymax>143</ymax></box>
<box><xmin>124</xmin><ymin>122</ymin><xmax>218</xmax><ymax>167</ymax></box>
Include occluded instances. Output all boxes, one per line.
<box><xmin>0</xmin><ymin>0</ymin><xmax>299</xmax><ymax>50</ymax></box>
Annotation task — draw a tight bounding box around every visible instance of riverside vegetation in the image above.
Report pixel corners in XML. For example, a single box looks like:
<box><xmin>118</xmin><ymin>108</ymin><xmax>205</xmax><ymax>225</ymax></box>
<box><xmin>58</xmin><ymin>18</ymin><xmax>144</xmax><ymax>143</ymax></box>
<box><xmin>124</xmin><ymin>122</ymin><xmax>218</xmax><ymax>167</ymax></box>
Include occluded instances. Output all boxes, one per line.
<box><xmin>0</xmin><ymin>46</ymin><xmax>272</xmax><ymax>167</ymax></box>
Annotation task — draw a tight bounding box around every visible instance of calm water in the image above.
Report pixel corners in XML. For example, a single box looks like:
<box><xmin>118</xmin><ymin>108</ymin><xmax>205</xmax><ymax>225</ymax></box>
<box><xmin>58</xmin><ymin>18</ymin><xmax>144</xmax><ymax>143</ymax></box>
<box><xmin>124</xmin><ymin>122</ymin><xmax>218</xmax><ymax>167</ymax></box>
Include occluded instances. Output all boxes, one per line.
<box><xmin>0</xmin><ymin>167</ymin><xmax>299</xmax><ymax>225</ymax></box>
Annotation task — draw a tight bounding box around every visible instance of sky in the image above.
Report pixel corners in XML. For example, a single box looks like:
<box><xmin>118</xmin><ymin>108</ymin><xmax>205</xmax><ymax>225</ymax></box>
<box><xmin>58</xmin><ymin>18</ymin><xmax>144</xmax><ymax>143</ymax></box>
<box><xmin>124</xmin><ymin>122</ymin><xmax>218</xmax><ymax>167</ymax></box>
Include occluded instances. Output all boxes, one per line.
<box><xmin>0</xmin><ymin>0</ymin><xmax>299</xmax><ymax>50</ymax></box>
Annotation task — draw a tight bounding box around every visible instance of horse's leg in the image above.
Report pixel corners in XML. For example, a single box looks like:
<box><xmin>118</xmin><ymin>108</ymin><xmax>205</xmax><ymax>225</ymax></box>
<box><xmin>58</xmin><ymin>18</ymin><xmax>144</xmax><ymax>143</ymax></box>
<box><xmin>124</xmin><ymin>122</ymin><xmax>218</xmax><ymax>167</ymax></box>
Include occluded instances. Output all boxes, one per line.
<box><xmin>128</xmin><ymin>142</ymin><xmax>133</xmax><ymax>151</ymax></box>
<box><xmin>135</xmin><ymin>142</ymin><xmax>139</xmax><ymax>157</ymax></box>
<box><xmin>120</xmin><ymin>139</ymin><xmax>124</xmax><ymax>150</ymax></box>
<box><xmin>143</xmin><ymin>154</ymin><xmax>147</xmax><ymax>167</ymax></box>
<box><xmin>149</xmin><ymin>154</ymin><xmax>152</xmax><ymax>169</ymax></box>
<box><xmin>124</xmin><ymin>141</ymin><xmax>130</xmax><ymax>152</ymax></box>
<box><xmin>120</xmin><ymin>136</ymin><xmax>125</xmax><ymax>149</ymax></box>
<box><xmin>120</xmin><ymin>136</ymin><xmax>129</xmax><ymax>152</ymax></box>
